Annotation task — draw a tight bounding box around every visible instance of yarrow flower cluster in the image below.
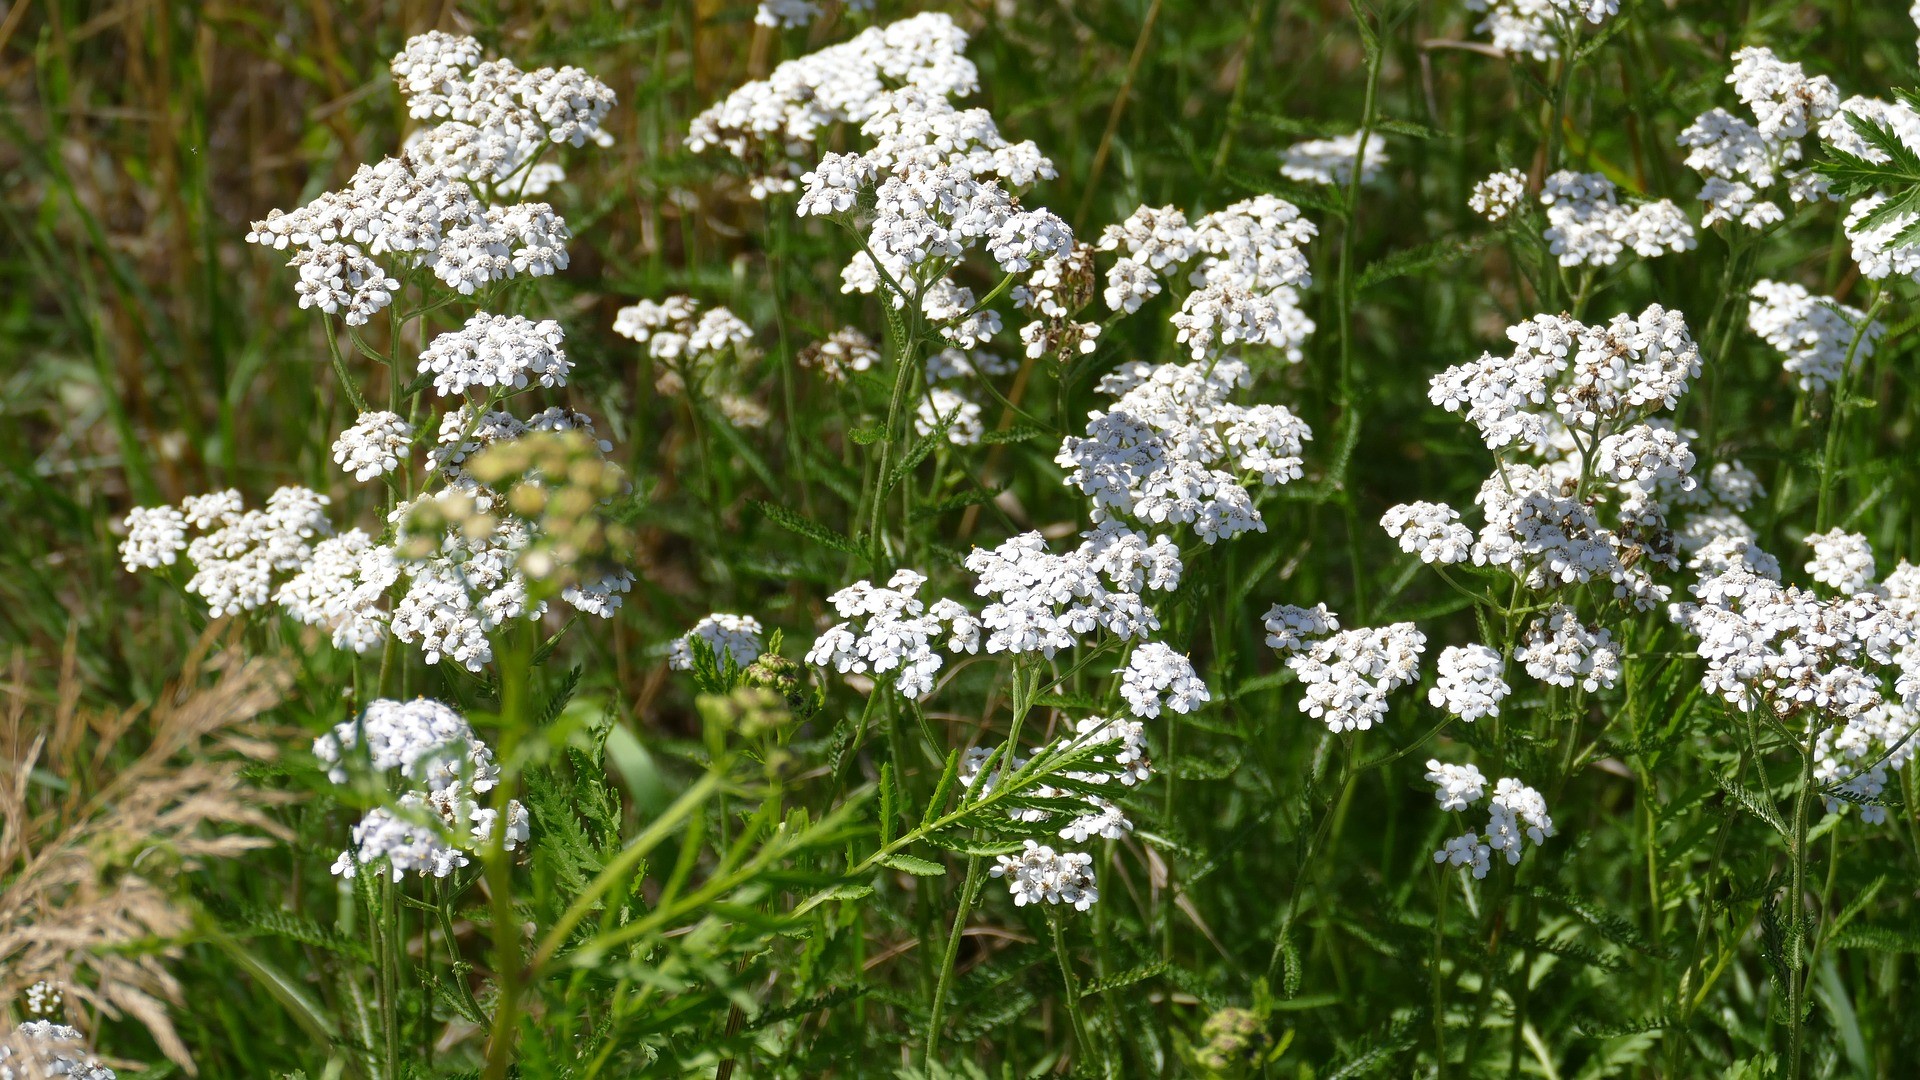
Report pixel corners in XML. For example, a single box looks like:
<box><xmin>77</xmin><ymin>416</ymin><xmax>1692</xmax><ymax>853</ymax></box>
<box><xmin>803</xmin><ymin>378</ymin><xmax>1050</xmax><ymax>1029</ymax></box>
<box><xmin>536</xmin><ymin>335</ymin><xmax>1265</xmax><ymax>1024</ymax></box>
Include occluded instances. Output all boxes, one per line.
<box><xmin>991</xmin><ymin>840</ymin><xmax>1098</xmax><ymax>910</ymax></box>
<box><xmin>1262</xmin><ymin>603</ymin><xmax>1339</xmax><ymax>653</ymax></box>
<box><xmin>1818</xmin><ymin>90</ymin><xmax>1920</xmax><ymax>280</ymax></box>
<box><xmin>1118</xmin><ymin>642</ymin><xmax>1211</xmax><ymax>719</ymax></box>
<box><xmin>1464</xmin><ymin>0</ymin><xmax>1620</xmax><ymax>63</ymax></box>
<box><xmin>1381</xmin><ymin>502</ymin><xmax>1474</xmax><ymax>565</ymax></box>
<box><xmin>1670</xmin><ymin>553</ymin><xmax>1912</xmax><ymax>722</ymax></box>
<box><xmin>1422</xmin><ymin>306</ymin><xmax>1726</xmax><ymax>614</ymax></box>
<box><xmin>1679</xmin><ymin>47</ymin><xmax>1840</xmax><ymax>230</ymax></box>
<box><xmin>688</xmin><ymin>13</ymin><xmax>979</xmax><ymax>198</ymax></box>
<box><xmin>320</xmin><ymin>698</ymin><xmax>528</xmax><ymax>882</ymax></box>
<box><xmin>119</xmin><ymin>487</ymin><xmax>332</xmax><ymax>618</ymax></box>
<box><xmin>1672</xmin><ymin>545</ymin><xmax>1920</xmax><ymax>825</ymax></box>
<box><xmin>1429</xmin><ymin>765</ymin><xmax>1554</xmax><ymax>878</ymax></box>
<box><xmin>1099</xmin><ymin>197</ymin><xmax>1317</xmax><ymax>362</ymax></box>
<box><xmin>799</xmin><ymin>327</ymin><xmax>882</xmax><ymax>382</ymax></box>
<box><xmin>131</xmin><ymin>35</ymin><xmax>632</xmax><ymax>679</ymax></box>
<box><xmin>1425</xmin><ymin>760</ymin><xmax>1487</xmax><ymax>812</ymax></box>
<box><xmin>332</xmin><ymin>411</ymin><xmax>415</xmax><ymax>481</ymax></box>
<box><xmin>754</xmin><ymin>0</ymin><xmax>873</xmax><ymax>29</ymax></box>
<box><xmin>418</xmin><ymin>313</ymin><xmax>569</xmax><ymax>397</ymax></box>
<box><xmin>669</xmin><ymin>613</ymin><xmax>766</xmax><ymax>671</ymax></box>
<box><xmin>23</xmin><ymin>982</ymin><xmax>60</xmax><ymax>1018</ymax></box>
<box><xmin>1539</xmin><ymin>171</ymin><xmax>1695</xmax><ymax>268</ymax></box>
<box><xmin>806</xmin><ymin>569</ymin><xmax>979</xmax><ymax>700</ymax></box>
<box><xmin>1805</xmin><ymin>528</ymin><xmax>1877</xmax><ymax>594</ymax></box>
<box><xmin>1746</xmin><ymin>279</ymin><xmax>1883</xmax><ymax>393</ymax></box>
<box><xmin>965</xmin><ymin>525</ymin><xmax>1183</xmax><ymax>658</ymax></box>
<box><xmin>1279</xmin><ymin>132</ymin><xmax>1387</xmax><ymax>187</ymax></box>
<box><xmin>1429</xmin><ymin>644</ymin><xmax>1511</xmax><ymax>722</ymax></box>
<box><xmin>248</xmin><ymin>35</ymin><xmax>610</xmax><ymax>313</ymax></box>
<box><xmin>0</xmin><ymin>1021</ymin><xmax>117</xmax><ymax>1080</ymax></box>
<box><xmin>965</xmin><ymin>713</ymin><xmax>1159</xmax><ymax>910</ymax></box>
<box><xmin>1469</xmin><ymin>168</ymin><xmax>1528</xmax><ymax>223</ymax></box>
<box><xmin>611</xmin><ymin>294</ymin><xmax>761</xmax><ymax>413</ymax></box>
<box><xmin>1517</xmin><ymin>603</ymin><xmax>1622</xmax><ymax>692</ymax></box>
<box><xmin>1268</xmin><ymin>609</ymin><xmax>1427</xmax><ymax>732</ymax></box>
<box><xmin>1056</xmin><ymin>359</ymin><xmax>1312</xmax><ymax>544</ymax></box>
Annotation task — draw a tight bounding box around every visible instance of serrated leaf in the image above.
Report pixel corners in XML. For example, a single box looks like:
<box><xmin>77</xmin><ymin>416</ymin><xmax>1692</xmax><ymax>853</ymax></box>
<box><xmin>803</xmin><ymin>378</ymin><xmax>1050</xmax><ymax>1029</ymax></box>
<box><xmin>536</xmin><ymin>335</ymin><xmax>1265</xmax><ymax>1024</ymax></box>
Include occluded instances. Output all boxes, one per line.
<box><xmin>1574</xmin><ymin>1011</ymin><xmax>1677</xmax><ymax>1039</ymax></box>
<box><xmin>1079</xmin><ymin>961</ymin><xmax>1167</xmax><ymax>1000</ymax></box>
<box><xmin>753</xmin><ymin>499</ymin><xmax>863</xmax><ymax>555</ymax></box>
<box><xmin>1827</xmin><ymin>923</ymin><xmax>1920</xmax><ymax>953</ymax></box>
<box><xmin>848</xmin><ymin>425</ymin><xmax>887</xmax><ymax>445</ymax></box>
<box><xmin>232</xmin><ymin>906</ymin><xmax>371</xmax><ymax>962</ymax></box>
<box><xmin>911</xmin><ymin>487</ymin><xmax>1005</xmax><ymax>522</ymax></box>
<box><xmin>876</xmin><ymin>853</ymin><xmax>947</xmax><ymax>876</ymax></box>
<box><xmin>1357</xmin><ymin>233</ymin><xmax>1493</xmax><ymax>291</ymax></box>
<box><xmin>1374</xmin><ymin>116</ymin><xmax>1446</xmax><ymax>140</ymax></box>
<box><xmin>980</xmin><ymin>424</ymin><xmax>1046</xmax><ymax>445</ymax></box>
<box><xmin>1718</xmin><ymin>774</ymin><xmax>1788</xmax><ymax>837</ymax></box>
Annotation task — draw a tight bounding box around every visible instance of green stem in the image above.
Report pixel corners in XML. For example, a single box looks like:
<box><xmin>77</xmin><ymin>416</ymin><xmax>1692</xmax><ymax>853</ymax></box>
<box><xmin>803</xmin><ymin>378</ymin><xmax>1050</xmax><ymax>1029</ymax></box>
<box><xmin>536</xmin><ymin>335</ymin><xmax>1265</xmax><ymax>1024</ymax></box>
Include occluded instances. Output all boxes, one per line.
<box><xmin>924</xmin><ymin>854</ymin><xmax>984</xmax><ymax>1065</ymax></box>
<box><xmin>1784</xmin><ymin>724</ymin><xmax>1821</xmax><ymax>1080</ymax></box>
<box><xmin>481</xmin><ymin>627</ymin><xmax>535</xmax><ymax>1080</ymax></box>
<box><xmin>1432</xmin><ymin>866</ymin><xmax>1451</xmax><ymax>1078</ymax></box>
<box><xmin>1334</xmin><ymin>10</ymin><xmax>1384</xmax><ymax>620</ymax></box>
<box><xmin>1815</xmin><ymin>289</ymin><xmax>1888</xmax><ymax>532</ymax></box>
<box><xmin>1048</xmin><ymin>909</ymin><xmax>1097</xmax><ymax>1070</ymax></box>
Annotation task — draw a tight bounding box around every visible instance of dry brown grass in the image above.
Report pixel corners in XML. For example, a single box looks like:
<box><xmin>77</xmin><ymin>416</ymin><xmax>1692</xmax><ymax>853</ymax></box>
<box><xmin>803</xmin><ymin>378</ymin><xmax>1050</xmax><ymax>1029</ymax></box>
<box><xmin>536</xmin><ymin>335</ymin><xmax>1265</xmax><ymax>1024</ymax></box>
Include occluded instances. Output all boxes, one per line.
<box><xmin>1</xmin><ymin>625</ymin><xmax>292</xmax><ymax>1072</ymax></box>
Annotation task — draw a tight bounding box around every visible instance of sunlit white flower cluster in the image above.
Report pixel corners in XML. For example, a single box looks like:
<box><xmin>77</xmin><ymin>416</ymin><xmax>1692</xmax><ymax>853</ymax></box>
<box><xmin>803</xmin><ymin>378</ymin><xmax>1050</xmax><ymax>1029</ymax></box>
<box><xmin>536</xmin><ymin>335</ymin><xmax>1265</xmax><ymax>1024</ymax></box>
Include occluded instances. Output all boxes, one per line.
<box><xmin>992</xmin><ymin>840</ymin><xmax>1098</xmax><ymax>910</ymax></box>
<box><xmin>1381</xmin><ymin>501</ymin><xmax>1474</xmax><ymax>565</ymax></box>
<box><xmin>1539</xmin><ymin>171</ymin><xmax>1695</xmax><ymax>268</ymax></box>
<box><xmin>1679</xmin><ymin>47</ymin><xmax>1840</xmax><ymax>230</ymax></box>
<box><xmin>1819</xmin><ymin>92</ymin><xmax>1920</xmax><ymax>280</ymax></box>
<box><xmin>1100</xmin><ymin>197</ymin><xmax>1318</xmax><ymax>362</ymax></box>
<box><xmin>1464</xmin><ymin>0</ymin><xmax>1620</xmax><ymax>64</ymax></box>
<box><xmin>1670</xmin><ymin>547</ymin><xmax>1913</xmax><ymax>723</ymax></box>
<box><xmin>135</xmin><ymin>36</ymin><xmax>633</xmax><ymax>678</ymax></box>
<box><xmin>1262</xmin><ymin>603</ymin><xmax>1339</xmax><ymax>653</ymax></box>
<box><xmin>1118</xmin><ymin>641</ymin><xmax>1211</xmax><ymax>719</ymax></box>
<box><xmin>1429</xmin><ymin>644</ymin><xmax>1511</xmax><ymax>722</ymax></box>
<box><xmin>120</xmin><ymin>487</ymin><xmax>332</xmax><ymax>618</ymax></box>
<box><xmin>755</xmin><ymin>0</ymin><xmax>874</xmax><ymax>28</ymax></box>
<box><xmin>807</xmin><ymin>569</ymin><xmax>979</xmax><ymax>700</ymax></box>
<box><xmin>1673</xmin><ymin>548</ymin><xmax>1920</xmax><ymax>825</ymax></box>
<box><xmin>1268</xmin><ymin>609</ymin><xmax>1427</xmax><ymax>732</ymax></box>
<box><xmin>1056</xmin><ymin>358</ymin><xmax>1312</xmax><ymax>544</ymax></box>
<box><xmin>320</xmin><ymin>698</ymin><xmax>528</xmax><ymax>882</ymax></box>
<box><xmin>1518</xmin><ymin>602</ymin><xmax>1622</xmax><ymax>692</ymax></box>
<box><xmin>332</xmin><ymin>411</ymin><xmax>415</xmax><ymax>481</ymax></box>
<box><xmin>1422</xmin><ymin>306</ymin><xmax>1710</xmax><ymax>611</ymax></box>
<box><xmin>419</xmin><ymin>313</ymin><xmax>569</xmax><ymax>397</ymax></box>
<box><xmin>1430</xmin><ymin>767</ymin><xmax>1554</xmax><ymax>879</ymax></box>
<box><xmin>965</xmin><ymin>713</ymin><xmax>1160</xmax><ymax>909</ymax></box>
<box><xmin>277</xmin><ymin>528</ymin><xmax>402</xmax><ymax>654</ymax></box>
<box><xmin>1805</xmin><ymin>528</ymin><xmax>1878</xmax><ymax>594</ymax></box>
<box><xmin>965</xmin><ymin>525</ymin><xmax>1182</xmax><ymax>657</ymax></box>
<box><xmin>1425</xmin><ymin>760</ymin><xmax>1487</xmax><ymax>812</ymax></box>
<box><xmin>688</xmin><ymin>13</ymin><xmax>978</xmax><ymax>198</ymax></box>
<box><xmin>250</xmin><ymin>29</ymin><xmax>613</xmax><ymax>313</ymax></box>
<box><xmin>1746</xmin><ymin>279</ymin><xmax>1884</xmax><ymax>393</ymax></box>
